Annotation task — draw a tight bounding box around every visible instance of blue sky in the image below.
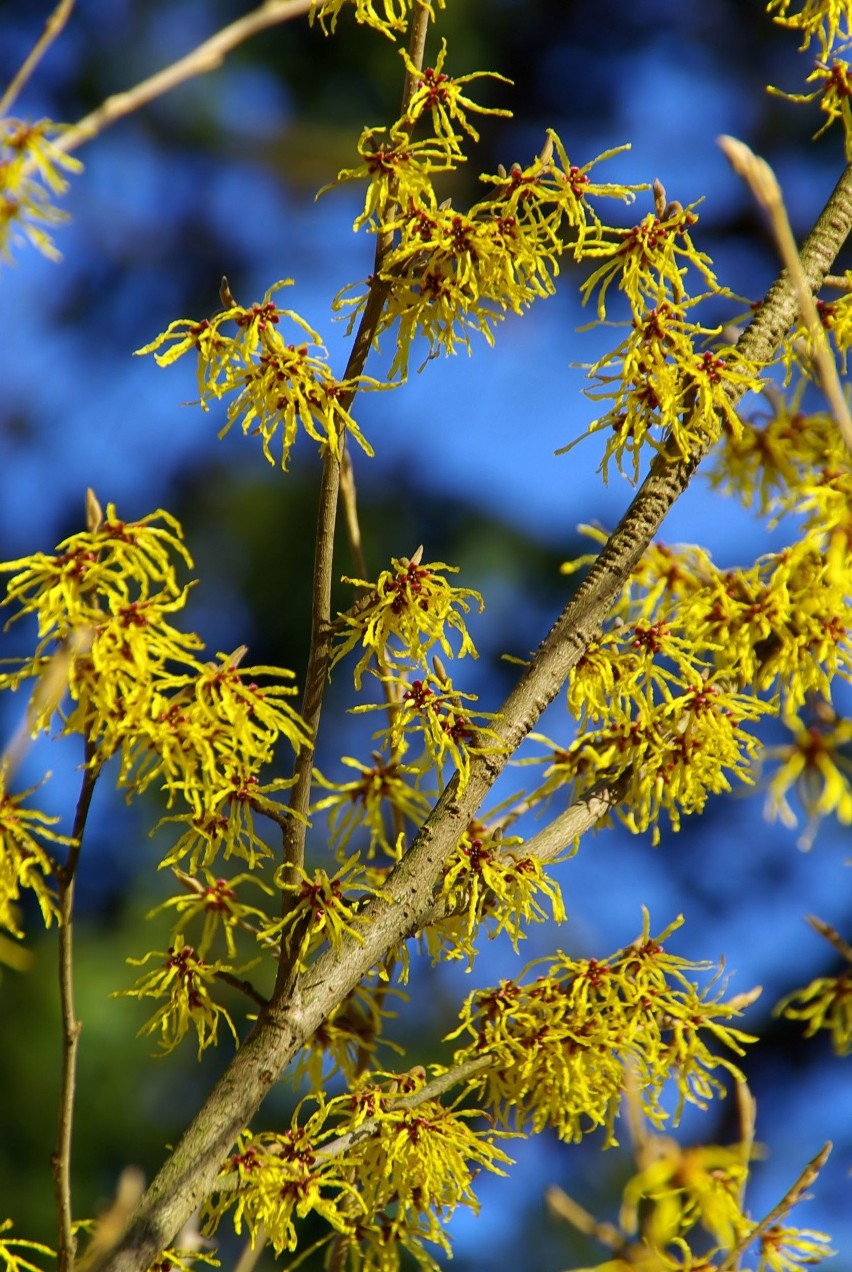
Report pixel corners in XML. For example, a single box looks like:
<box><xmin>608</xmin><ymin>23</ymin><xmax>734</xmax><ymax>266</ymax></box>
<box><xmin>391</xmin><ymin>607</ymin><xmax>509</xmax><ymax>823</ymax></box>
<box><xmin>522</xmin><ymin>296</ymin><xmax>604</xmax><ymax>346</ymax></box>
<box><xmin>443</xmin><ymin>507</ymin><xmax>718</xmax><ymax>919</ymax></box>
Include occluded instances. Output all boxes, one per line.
<box><xmin>1</xmin><ymin>0</ymin><xmax>851</xmax><ymax>1266</ymax></box>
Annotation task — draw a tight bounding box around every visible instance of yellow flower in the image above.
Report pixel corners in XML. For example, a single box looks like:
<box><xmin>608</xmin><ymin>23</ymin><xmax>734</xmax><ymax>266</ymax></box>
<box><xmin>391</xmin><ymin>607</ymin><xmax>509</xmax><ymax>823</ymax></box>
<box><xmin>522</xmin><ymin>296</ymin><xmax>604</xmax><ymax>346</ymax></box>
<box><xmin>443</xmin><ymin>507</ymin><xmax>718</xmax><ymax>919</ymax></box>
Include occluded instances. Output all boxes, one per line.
<box><xmin>0</xmin><ymin>117</ymin><xmax>82</xmax><ymax>263</ymax></box>
<box><xmin>0</xmin><ymin>778</ymin><xmax>70</xmax><ymax>937</ymax></box>
<box><xmin>204</xmin><ymin>1115</ymin><xmax>363</xmax><ymax>1255</ymax></box>
<box><xmin>262</xmin><ymin>856</ymin><xmax>388</xmax><ymax>969</ymax></box>
<box><xmin>332</xmin><ymin>554</ymin><xmax>482</xmax><ymax>686</ymax></box>
<box><xmin>147</xmin><ymin>869</ymin><xmax>274</xmax><ymax>959</ymax></box>
<box><xmin>136</xmin><ymin>281</ymin><xmax>380</xmax><ymax>468</ymax></box>
<box><xmin>767</xmin><ymin>0</ymin><xmax>852</xmax><ymax>55</ymax></box>
<box><xmin>116</xmin><ymin>933</ymin><xmax>243</xmax><ymax>1058</ymax></box>
<box><xmin>322</xmin><ymin>125</ymin><xmax>460</xmax><ymax>231</ymax></box>
<box><xmin>311</xmin><ymin>756</ymin><xmax>434</xmax><ymax>855</ymax></box>
<box><xmin>399</xmin><ymin>39</ymin><xmax>512</xmax><ymax>146</ymax></box>
<box><xmin>752</xmin><ymin>1221</ymin><xmax>835</xmax><ymax>1271</ymax></box>
<box><xmin>580</xmin><ymin>200</ymin><xmax>725</xmax><ymax>320</ymax></box>
<box><xmin>449</xmin><ymin>914</ymin><xmax>755</xmax><ymax>1143</ymax></box>
<box><xmin>762</xmin><ymin>709</ymin><xmax>852</xmax><ymax>848</ymax></box>
<box><xmin>769</xmin><ymin>57</ymin><xmax>852</xmax><ymax>156</ymax></box>
<box><xmin>308</xmin><ymin>0</ymin><xmax>445</xmax><ymax>41</ymax></box>
<box><xmin>355</xmin><ymin>670</ymin><xmax>503</xmax><ymax>791</ymax></box>
<box><xmin>438</xmin><ymin>821</ymin><xmax>565</xmax><ymax>956</ymax></box>
<box><xmin>620</xmin><ymin>1139</ymin><xmax>748</xmax><ymax>1249</ymax></box>
<box><xmin>776</xmin><ymin>970</ymin><xmax>852</xmax><ymax>1054</ymax></box>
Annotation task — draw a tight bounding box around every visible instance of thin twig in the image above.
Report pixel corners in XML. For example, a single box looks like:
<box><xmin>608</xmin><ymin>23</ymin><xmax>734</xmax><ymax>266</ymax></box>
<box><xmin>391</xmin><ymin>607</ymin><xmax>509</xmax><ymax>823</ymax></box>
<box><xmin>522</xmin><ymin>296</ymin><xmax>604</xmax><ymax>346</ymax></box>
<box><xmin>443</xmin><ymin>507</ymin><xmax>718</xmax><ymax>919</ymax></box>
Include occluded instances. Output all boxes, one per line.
<box><xmin>719</xmin><ymin>134</ymin><xmax>852</xmax><ymax>452</ymax></box>
<box><xmin>717</xmin><ymin>1142</ymin><xmax>832</xmax><ymax>1272</ymax></box>
<box><xmin>214</xmin><ymin>970</ymin><xmax>269</xmax><ymax>1010</ymax></box>
<box><xmin>233</xmin><ymin>1227</ymin><xmax>267</xmax><ymax>1272</ymax></box>
<box><xmin>44</xmin><ymin>0</ymin><xmax>315</xmax><ymax>159</ymax></box>
<box><xmin>544</xmin><ymin>1186</ymin><xmax>624</xmax><ymax>1253</ymax></box>
<box><xmin>0</xmin><ymin>0</ymin><xmax>76</xmax><ymax>119</ymax></box>
<box><xmin>274</xmin><ymin>2</ymin><xmax>434</xmax><ymax>996</ymax></box>
<box><xmin>52</xmin><ymin>745</ymin><xmax>102</xmax><ymax>1272</ymax></box>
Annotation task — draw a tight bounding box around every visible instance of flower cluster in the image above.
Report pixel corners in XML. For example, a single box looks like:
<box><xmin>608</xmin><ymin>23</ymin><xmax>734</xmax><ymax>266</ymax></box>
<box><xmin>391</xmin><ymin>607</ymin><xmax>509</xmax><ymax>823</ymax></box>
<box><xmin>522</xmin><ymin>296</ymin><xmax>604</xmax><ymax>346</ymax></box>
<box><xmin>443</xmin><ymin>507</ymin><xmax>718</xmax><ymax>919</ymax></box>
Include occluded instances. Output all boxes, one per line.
<box><xmin>448</xmin><ymin>914</ymin><xmax>755</xmax><ymax>1144</ymax></box>
<box><xmin>775</xmin><ymin>916</ymin><xmax>852</xmax><ymax>1053</ymax></box>
<box><xmin>564</xmin><ymin>299</ymin><xmax>762</xmax><ymax>482</ymax></box>
<box><xmin>767</xmin><ymin>0</ymin><xmax>852</xmax><ymax>55</ymax></box>
<box><xmin>776</xmin><ymin>969</ymin><xmax>852</xmax><ymax>1054</ymax></box>
<box><xmin>117</xmin><ymin>933</ymin><xmax>243</xmax><ymax>1058</ymax></box>
<box><xmin>542</xmin><ymin>512</ymin><xmax>851</xmax><ymax>846</ymax></box>
<box><xmin>0</xmin><ymin>117</ymin><xmax>82</xmax><ymax>263</ymax></box>
<box><xmin>332</xmin><ymin>553</ymin><xmax>482</xmax><ymax>687</ymax></box>
<box><xmin>309</xmin><ymin>0</ymin><xmax>446</xmax><ymax>41</ymax></box>
<box><xmin>331</xmin><ymin>112</ymin><xmax>642</xmax><ymax>376</ymax></box>
<box><xmin>558</xmin><ymin>185</ymin><xmax>764</xmax><ymax>482</ymax></box>
<box><xmin>558</xmin><ymin>1126</ymin><xmax>834</xmax><ymax>1272</ymax></box>
<box><xmin>0</xmin><ymin>501</ymin><xmax>309</xmax><ymax>867</ymax></box>
<box><xmin>311</xmin><ymin>755</ymin><xmax>434</xmax><ymax>855</ymax></box>
<box><xmin>0</xmin><ymin>777</ymin><xmax>70</xmax><ymax>939</ymax></box>
<box><xmin>354</xmin><ymin>668</ymin><xmax>504</xmax><ymax>791</ymax></box>
<box><xmin>203</xmin><ymin>1076</ymin><xmax>511</xmax><ymax>1266</ymax></box>
<box><xmin>430</xmin><ymin>821</ymin><xmax>566</xmax><ymax>965</ymax></box>
<box><xmin>135</xmin><ymin>281</ymin><xmax>383</xmax><ymax>469</ymax></box>
<box><xmin>293</xmin><ymin>977</ymin><xmax>406</xmax><ymax>1087</ymax></box>
<box><xmin>264</xmin><ymin>855</ymin><xmax>388</xmax><ymax>969</ymax></box>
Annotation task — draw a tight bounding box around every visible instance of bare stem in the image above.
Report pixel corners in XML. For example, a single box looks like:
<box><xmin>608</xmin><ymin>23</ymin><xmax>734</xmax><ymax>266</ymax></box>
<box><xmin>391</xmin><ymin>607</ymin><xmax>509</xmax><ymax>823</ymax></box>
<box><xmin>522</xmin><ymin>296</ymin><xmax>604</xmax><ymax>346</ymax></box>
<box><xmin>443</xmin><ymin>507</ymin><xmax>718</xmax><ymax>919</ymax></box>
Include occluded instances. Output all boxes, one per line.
<box><xmin>43</xmin><ymin>0</ymin><xmax>314</xmax><ymax>159</ymax></box>
<box><xmin>719</xmin><ymin>134</ymin><xmax>852</xmax><ymax>452</ymax></box>
<box><xmin>53</xmin><ymin>747</ymin><xmax>102</xmax><ymax>1272</ymax></box>
<box><xmin>717</xmin><ymin>1142</ymin><xmax>832</xmax><ymax>1272</ymax></box>
<box><xmin>274</xmin><ymin>2</ymin><xmax>434</xmax><ymax>991</ymax></box>
<box><xmin>0</xmin><ymin>0</ymin><xmax>76</xmax><ymax>119</ymax></box>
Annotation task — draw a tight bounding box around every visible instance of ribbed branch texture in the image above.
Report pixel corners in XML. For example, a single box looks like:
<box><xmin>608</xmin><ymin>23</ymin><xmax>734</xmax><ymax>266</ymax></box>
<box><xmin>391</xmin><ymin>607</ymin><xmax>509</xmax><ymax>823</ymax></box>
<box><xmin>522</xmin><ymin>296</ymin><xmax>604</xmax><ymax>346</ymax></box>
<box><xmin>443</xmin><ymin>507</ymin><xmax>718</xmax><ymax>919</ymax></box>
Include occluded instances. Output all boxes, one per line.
<box><xmin>102</xmin><ymin>163</ymin><xmax>852</xmax><ymax>1272</ymax></box>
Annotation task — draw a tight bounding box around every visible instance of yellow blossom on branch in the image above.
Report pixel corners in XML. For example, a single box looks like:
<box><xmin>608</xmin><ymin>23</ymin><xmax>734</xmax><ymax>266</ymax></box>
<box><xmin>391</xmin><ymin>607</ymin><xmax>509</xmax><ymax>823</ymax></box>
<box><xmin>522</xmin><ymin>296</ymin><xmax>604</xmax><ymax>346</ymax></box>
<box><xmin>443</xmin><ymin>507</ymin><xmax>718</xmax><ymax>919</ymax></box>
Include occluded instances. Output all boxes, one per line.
<box><xmin>0</xmin><ymin>778</ymin><xmax>69</xmax><ymax>938</ymax></box>
<box><xmin>767</xmin><ymin>0</ymin><xmax>852</xmax><ymax>55</ymax></box>
<box><xmin>0</xmin><ymin>503</ymin><xmax>192</xmax><ymax>649</ymax></box>
<box><xmin>332</xmin><ymin>553</ymin><xmax>482</xmax><ymax>686</ymax></box>
<box><xmin>761</xmin><ymin>708</ymin><xmax>852</xmax><ymax>848</ymax></box>
<box><xmin>448</xmin><ymin>914</ymin><xmax>755</xmax><ymax>1144</ymax></box>
<box><xmin>334</xmin><ymin>133</ymin><xmax>641</xmax><ymax>377</ymax></box>
<box><xmin>322</xmin><ymin>125</ymin><xmax>460</xmax><ymax>231</ymax></box>
<box><xmin>562</xmin><ymin>301</ymin><xmax>763</xmax><ymax>483</ymax></box>
<box><xmin>204</xmin><ymin>1116</ymin><xmax>364</xmax><ymax>1256</ymax></box>
<box><xmin>769</xmin><ymin>57</ymin><xmax>852</xmax><ymax>156</ymax></box>
<box><xmin>308</xmin><ymin>0</ymin><xmax>445</xmax><ymax>41</ymax></box>
<box><xmin>0</xmin><ymin>117</ymin><xmax>82</xmax><ymax>263</ymax></box>
<box><xmin>147</xmin><ymin>870</ymin><xmax>274</xmax><ymax>960</ymax></box>
<box><xmin>438</xmin><ymin>821</ymin><xmax>566</xmax><ymax>956</ymax></box>
<box><xmin>355</xmin><ymin>670</ymin><xmax>503</xmax><ymax>791</ymax></box>
<box><xmin>580</xmin><ymin>198</ymin><xmax>726</xmax><ymax>320</ymax></box>
<box><xmin>311</xmin><ymin>755</ymin><xmax>434</xmax><ymax>856</ymax></box>
<box><xmin>618</xmin><ymin>1138</ymin><xmax>748</xmax><ymax>1249</ymax></box>
<box><xmin>262</xmin><ymin>855</ymin><xmax>388</xmax><ymax>968</ymax></box>
<box><xmin>750</xmin><ymin>1221</ymin><xmax>835</xmax><ymax>1271</ymax></box>
<box><xmin>399</xmin><ymin>39</ymin><xmax>512</xmax><ymax>145</ymax></box>
<box><xmin>116</xmin><ymin>933</ymin><xmax>244</xmax><ymax>1058</ymax></box>
<box><xmin>776</xmin><ymin>970</ymin><xmax>852</xmax><ymax>1054</ymax></box>
<box><xmin>135</xmin><ymin>281</ymin><xmax>382</xmax><ymax>468</ymax></box>
<box><xmin>293</xmin><ymin>977</ymin><xmax>406</xmax><ymax>1087</ymax></box>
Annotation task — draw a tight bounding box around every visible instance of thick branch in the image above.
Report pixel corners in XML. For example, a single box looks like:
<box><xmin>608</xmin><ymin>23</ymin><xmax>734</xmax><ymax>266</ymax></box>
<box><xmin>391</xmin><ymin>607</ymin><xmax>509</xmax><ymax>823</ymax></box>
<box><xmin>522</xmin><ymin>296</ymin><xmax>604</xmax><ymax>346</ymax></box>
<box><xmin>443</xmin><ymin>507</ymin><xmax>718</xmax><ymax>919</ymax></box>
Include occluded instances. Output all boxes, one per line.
<box><xmin>100</xmin><ymin>163</ymin><xmax>852</xmax><ymax>1272</ymax></box>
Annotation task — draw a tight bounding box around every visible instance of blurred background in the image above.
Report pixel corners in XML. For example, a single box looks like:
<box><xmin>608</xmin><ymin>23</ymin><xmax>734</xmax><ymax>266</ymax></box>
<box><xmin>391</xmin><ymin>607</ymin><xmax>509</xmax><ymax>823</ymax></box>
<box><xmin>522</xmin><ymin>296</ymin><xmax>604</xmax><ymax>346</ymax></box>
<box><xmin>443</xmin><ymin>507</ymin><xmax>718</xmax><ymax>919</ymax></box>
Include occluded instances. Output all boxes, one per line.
<box><xmin>0</xmin><ymin>0</ymin><xmax>850</xmax><ymax>1267</ymax></box>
